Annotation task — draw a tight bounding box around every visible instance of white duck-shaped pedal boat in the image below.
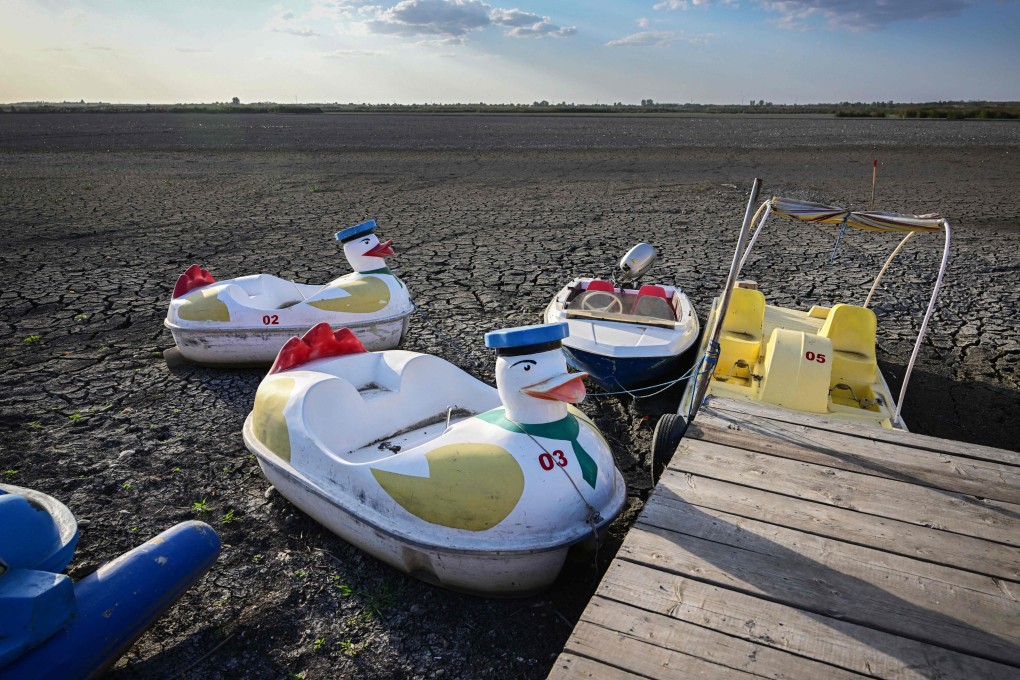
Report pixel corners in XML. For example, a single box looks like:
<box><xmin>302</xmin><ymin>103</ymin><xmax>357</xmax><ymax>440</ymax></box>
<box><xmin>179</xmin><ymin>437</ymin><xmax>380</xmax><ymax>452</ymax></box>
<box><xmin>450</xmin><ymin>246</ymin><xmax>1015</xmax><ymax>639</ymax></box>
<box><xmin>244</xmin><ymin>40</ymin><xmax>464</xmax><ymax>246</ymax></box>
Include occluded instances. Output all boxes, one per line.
<box><xmin>242</xmin><ymin>321</ymin><xmax>627</xmax><ymax>596</ymax></box>
<box><xmin>165</xmin><ymin>220</ymin><xmax>413</xmax><ymax>364</ymax></box>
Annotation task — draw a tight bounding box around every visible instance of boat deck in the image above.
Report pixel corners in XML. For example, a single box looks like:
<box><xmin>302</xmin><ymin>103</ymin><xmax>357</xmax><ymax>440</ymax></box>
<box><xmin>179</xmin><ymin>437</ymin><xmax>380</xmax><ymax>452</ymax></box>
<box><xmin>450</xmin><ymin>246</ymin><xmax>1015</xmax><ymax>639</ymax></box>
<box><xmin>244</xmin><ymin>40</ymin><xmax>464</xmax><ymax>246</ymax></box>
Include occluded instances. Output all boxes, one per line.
<box><xmin>550</xmin><ymin>396</ymin><xmax>1020</xmax><ymax>679</ymax></box>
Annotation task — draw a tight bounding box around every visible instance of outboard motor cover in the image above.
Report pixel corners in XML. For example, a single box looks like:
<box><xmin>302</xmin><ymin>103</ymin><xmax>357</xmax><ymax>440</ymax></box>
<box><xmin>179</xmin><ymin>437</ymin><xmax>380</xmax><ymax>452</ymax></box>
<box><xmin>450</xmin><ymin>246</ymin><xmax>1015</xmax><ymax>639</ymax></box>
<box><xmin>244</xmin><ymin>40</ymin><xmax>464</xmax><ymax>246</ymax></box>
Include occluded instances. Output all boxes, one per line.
<box><xmin>618</xmin><ymin>243</ymin><xmax>657</xmax><ymax>283</ymax></box>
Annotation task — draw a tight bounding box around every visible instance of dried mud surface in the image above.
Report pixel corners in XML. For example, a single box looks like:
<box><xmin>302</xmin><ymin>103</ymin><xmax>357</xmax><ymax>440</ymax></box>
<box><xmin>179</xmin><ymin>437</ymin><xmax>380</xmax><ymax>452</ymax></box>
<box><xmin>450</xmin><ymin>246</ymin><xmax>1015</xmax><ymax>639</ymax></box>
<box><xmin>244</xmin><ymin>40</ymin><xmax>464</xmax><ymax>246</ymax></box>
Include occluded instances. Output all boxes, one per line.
<box><xmin>1</xmin><ymin>114</ymin><xmax>1018</xmax><ymax>679</ymax></box>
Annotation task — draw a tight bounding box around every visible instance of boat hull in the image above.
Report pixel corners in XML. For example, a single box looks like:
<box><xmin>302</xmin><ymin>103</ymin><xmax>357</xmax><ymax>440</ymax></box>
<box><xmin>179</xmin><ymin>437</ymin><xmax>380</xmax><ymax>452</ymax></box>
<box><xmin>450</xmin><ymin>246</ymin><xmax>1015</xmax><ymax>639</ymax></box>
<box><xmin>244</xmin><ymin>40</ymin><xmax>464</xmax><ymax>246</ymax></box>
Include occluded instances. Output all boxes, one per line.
<box><xmin>164</xmin><ymin>312</ymin><xmax>411</xmax><ymax>365</ymax></box>
<box><xmin>1</xmin><ymin>521</ymin><xmax>220</xmax><ymax>680</ymax></box>
<box><xmin>562</xmin><ymin>340</ymin><xmax>700</xmax><ymax>392</ymax></box>
<box><xmin>245</xmin><ymin>415</ymin><xmax>614</xmax><ymax>597</ymax></box>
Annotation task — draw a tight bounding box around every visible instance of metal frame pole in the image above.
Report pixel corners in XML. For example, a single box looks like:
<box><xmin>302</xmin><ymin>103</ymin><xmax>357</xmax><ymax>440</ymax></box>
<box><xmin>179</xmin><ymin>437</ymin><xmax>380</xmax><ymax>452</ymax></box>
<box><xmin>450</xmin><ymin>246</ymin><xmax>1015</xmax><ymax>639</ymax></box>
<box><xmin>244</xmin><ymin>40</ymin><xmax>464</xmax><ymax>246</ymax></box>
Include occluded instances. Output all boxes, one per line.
<box><xmin>687</xmin><ymin>177</ymin><xmax>763</xmax><ymax>423</ymax></box>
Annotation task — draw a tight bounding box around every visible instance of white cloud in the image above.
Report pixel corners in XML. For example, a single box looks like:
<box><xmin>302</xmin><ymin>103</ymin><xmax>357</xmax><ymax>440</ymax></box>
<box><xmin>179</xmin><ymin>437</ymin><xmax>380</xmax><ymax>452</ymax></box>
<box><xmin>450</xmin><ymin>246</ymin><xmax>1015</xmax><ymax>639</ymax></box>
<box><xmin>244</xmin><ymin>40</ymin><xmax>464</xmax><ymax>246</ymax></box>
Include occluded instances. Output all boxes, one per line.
<box><xmin>321</xmin><ymin>48</ymin><xmax>384</xmax><ymax>56</ymax></box>
<box><xmin>366</xmin><ymin>0</ymin><xmax>491</xmax><ymax>36</ymax></box>
<box><xmin>652</xmin><ymin>0</ymin><xmax>712</xmax><ymax>9</ymax></box>
<box><xmin>265</xmin><ymin>8</ymin><xmax>322</xmax><ymax>37</ymax></box>
<box><xmin>655</xmin><ymin>0</ymin><xmax>993</xmax><ymax>30</ymax></box>
<box><xmin>489</xmin><ymin>8</ymin><xmax>540</xmax><ymax>27</ymax></box>
<box><xmin>606</xmin><ymin>30</ymin><xmax>709</xmax><ymax>47</ymax></box>
<box><xmin>335</xmin><ymin>0</ymin><xmax>575</xmax><ymax>40</ymax></box>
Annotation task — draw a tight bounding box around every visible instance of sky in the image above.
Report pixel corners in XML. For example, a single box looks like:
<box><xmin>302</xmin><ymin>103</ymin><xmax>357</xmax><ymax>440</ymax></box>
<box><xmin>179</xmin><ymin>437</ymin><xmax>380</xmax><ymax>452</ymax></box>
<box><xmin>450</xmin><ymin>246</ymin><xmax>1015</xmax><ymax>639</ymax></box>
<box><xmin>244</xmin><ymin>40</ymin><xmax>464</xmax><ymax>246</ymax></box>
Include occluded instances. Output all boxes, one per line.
<box><xmin>1</xmin><ymin>0</ymin><xmax>1019</xmax><ymax>105</ymax></box>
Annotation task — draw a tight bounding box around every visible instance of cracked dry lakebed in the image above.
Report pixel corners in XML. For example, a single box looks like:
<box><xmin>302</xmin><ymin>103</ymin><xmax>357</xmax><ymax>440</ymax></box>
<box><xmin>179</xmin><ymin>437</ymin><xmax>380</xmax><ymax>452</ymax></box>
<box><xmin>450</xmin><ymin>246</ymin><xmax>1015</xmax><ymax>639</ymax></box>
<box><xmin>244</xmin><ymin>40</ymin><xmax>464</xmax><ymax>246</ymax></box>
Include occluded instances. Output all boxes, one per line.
<box><xmin>1</xmin><ymin>113</ymin><xmax>1019</xmax><ymax>679</ymax></box>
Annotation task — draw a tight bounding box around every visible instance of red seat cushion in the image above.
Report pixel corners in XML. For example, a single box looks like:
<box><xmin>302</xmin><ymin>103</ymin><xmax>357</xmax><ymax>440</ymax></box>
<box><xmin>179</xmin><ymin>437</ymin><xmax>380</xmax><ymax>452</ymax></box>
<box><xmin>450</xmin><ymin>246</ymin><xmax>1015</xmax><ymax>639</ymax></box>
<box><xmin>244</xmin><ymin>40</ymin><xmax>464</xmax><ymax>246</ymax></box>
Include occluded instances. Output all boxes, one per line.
<box><xmin>587</xmin><ymin>279</ymin><xmax>616</xmax><ymax>292</ymax></box>
<box><xmin>637</xmin><ymin>285</ymin><xmax>668</xmax><ymax>299</ymax></box>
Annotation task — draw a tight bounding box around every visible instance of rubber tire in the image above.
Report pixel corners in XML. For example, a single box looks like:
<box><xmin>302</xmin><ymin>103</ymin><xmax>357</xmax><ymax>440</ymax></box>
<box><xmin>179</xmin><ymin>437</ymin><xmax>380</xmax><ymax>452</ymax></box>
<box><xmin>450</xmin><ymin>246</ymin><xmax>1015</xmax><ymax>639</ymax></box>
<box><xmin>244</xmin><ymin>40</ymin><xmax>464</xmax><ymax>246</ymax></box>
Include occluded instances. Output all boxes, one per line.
<box><xmin>651</xmin><ymin>413</ymin><xmax>687</xmax><ymax>478</ymax></box>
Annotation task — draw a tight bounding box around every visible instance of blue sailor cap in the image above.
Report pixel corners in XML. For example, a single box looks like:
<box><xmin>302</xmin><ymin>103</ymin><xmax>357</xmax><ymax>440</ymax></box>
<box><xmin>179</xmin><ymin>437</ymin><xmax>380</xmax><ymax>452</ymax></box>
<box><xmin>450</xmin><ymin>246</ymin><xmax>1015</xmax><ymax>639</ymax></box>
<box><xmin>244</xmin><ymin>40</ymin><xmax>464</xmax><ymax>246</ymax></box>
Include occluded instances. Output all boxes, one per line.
<box><xmin>335</xmin><ymin>219</ymin><xmax>378</xmax><ymax>243</ymax></box>
<box><xmin>484</xmin><ymin>322</ymin><xmax>569</xmax><ymax>356</ymax></box>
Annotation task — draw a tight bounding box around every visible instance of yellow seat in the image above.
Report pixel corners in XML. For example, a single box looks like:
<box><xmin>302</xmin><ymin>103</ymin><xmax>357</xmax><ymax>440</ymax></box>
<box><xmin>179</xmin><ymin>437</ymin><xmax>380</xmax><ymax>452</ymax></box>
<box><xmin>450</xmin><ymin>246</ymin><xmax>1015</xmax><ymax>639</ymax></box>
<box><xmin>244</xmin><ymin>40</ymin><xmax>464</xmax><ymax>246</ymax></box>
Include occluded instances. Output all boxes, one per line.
<box><xmin>715</xmin><ymin>287</ymin><xmax>766</xmax><ymax>380</ymax></box>
<box><xmin>818</xmin><ymin>304</ymin><xmax>878</xmax><ymax>390</ymax></box>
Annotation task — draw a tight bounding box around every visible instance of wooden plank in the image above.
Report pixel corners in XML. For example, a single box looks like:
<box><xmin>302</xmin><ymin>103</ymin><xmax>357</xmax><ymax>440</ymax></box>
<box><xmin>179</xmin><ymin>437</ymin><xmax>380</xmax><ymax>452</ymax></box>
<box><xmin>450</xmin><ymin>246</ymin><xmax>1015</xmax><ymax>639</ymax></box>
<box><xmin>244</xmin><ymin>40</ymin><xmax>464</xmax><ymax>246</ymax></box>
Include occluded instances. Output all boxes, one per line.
<box><xmin>667</xmin><ymin>437</ymin><xmax>1020</xmax><ymax>547</ymax></box>
<box><xmin>640</xmin><ymin>494</ymin><xmax>1020</xmax><ymax>605</ymax></box>
<box><xmin>656</xmin><ymin>468</ymin><xmax>1020</xmax><ymax>582</ymax></box>
<box><xmin>547</xmin><ymin>653</ymin><xmax>647</xmax><ymax>680</ymax></box>
<box><xmin>596</xmin><ymin>560</ymin><xmax>1020</xmax><ymax>680</ymax></box>
<box><xmin>576</xmin><ymin>596</ymin><xmax>867</xmax><ymax>679</ymax></box>
<box><xmin>560</xmin><ymin>614</ymin><xmax>764</xmax><ymax>679</ymax></box>
<box><xmin>688</xmin><ymin>416</ymin><xmax>1020</xmax><ymax>504</ymax></box>
<box><xmin>701</xmin><ymin>398</ymin><xmax>1020</xmax><ymax>465</ymax></box>
<box><xmin>619</xmin><ymin>513</ymin><xmax>1020</xmax><ymax>666</ymax></box>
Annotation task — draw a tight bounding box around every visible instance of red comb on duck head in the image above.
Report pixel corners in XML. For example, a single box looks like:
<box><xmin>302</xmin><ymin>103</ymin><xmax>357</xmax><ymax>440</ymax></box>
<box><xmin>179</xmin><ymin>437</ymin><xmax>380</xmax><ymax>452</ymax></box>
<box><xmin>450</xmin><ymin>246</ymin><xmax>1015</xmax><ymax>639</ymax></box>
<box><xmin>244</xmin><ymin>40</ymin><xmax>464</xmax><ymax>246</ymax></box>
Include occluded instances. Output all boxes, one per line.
<box><xmin>269</xmin><ymin>322</ymin><xmax>367</xmax><ymax>375</ymax></box>
<box><xmin>172</xmin><ymin>264</ymin><xmax>217</xmax><ymax>299</ymax></box>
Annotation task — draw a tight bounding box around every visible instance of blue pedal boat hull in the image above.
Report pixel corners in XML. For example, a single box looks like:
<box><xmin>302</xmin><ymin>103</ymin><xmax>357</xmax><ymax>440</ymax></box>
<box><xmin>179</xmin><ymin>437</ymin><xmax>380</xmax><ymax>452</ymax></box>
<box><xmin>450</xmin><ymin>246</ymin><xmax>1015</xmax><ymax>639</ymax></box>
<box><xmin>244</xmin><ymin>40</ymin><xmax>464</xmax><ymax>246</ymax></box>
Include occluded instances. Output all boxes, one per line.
<box><xmin>1</xmin><ymin>484</ymin><xmax>221</xmax><ymax>680</ymax></box>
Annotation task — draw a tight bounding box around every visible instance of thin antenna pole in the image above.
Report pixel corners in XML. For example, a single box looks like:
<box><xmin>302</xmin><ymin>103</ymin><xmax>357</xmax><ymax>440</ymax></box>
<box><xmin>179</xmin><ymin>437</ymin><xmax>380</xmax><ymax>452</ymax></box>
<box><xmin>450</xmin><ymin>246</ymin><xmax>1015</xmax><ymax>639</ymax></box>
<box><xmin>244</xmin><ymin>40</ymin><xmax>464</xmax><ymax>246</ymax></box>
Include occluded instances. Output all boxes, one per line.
<box><xmin>871</xmin><ymin>159</ymin><xmax>877</xmax><ymax>210</ymax></box>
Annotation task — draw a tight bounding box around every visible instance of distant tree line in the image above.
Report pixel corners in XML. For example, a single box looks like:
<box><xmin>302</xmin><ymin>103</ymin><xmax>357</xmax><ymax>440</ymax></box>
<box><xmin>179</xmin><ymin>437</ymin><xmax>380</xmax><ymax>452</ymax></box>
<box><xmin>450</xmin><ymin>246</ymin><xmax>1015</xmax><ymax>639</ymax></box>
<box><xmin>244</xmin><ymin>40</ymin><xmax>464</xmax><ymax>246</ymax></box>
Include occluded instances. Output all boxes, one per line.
<box><xmin>3</xmin><ymin>100</ymin><xmax>1018</xmax><ymax>120</ymax></box>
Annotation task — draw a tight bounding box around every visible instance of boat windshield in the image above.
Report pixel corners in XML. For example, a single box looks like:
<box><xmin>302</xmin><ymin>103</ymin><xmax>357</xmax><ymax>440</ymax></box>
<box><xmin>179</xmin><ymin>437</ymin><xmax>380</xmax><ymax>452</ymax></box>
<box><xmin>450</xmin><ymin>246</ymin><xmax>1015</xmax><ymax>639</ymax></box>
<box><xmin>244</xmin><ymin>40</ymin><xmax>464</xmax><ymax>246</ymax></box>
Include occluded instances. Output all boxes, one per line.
<box><xmin>566</xmin><ymin>289</ymin><xmax>677</xmax><ymax>326</ymax></box>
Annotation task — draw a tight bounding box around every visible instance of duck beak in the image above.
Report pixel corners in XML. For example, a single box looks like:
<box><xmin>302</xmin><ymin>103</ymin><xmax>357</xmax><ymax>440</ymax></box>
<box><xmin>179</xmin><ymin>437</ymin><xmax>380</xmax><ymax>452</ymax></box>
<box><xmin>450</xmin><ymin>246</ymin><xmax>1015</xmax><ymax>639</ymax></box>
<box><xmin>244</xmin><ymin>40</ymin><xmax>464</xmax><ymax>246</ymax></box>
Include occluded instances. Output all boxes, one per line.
<box><xmin>523</xmin><ymin>372</ymin><xmax>588</xmax><ymax>404</ymax></box>
<box><xmin>364</xmin><ymin>240</ymin><xmax>394</xmax><ymax>258</ymax></box>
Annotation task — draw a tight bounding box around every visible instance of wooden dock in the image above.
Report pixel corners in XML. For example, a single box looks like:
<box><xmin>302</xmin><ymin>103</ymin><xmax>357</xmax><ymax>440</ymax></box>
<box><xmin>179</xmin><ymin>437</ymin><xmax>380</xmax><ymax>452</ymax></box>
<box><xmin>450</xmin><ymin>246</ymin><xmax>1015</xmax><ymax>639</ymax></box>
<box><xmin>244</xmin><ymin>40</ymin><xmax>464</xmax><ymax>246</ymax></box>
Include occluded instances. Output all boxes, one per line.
<box><xmin>550</xmin><ymin>397</ymin><xmax>1020</xmax><ymax>679</ymax></box>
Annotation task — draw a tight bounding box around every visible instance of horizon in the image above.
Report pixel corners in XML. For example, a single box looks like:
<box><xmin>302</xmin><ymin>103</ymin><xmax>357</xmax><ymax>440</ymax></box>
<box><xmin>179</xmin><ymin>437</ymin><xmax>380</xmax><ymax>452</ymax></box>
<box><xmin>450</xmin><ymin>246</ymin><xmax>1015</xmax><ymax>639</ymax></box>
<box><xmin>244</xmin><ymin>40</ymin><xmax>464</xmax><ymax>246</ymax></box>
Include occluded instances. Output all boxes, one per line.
<box><xmin>1</xmin><ymin>1</ymin><xmax>1018</xmax><ymax>105</ymax></box>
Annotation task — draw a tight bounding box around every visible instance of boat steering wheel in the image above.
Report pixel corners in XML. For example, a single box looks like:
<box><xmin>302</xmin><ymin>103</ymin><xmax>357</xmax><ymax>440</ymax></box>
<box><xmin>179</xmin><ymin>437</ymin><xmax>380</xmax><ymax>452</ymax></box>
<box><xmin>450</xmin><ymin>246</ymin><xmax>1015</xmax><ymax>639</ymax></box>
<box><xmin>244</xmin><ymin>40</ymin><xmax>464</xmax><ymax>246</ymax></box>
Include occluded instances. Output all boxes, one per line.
<box><xmin>581</xmin><ymin>291</ymin><xmax>624</xmax><ymax>314</ymax></box>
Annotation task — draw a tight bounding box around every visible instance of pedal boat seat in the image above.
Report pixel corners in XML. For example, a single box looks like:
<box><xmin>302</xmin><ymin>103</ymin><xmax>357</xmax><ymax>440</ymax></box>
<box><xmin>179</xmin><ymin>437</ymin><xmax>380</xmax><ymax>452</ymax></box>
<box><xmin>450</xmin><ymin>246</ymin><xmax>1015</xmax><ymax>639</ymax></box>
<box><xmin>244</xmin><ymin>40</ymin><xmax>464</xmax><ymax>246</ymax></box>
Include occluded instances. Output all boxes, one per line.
<box><xmin>716</xmin><ymin>286</ymin><xmax>766</xmax><ymax>380</ymax></box>
<box><xmin>631</xmin><ymin>285</ymin><xmax>675</xmax><ymax>321</ymax></box>
<box><xmin>818</xmin><ymin>303</ymin><xmax>879</xmax><ymax>390</ymax></box>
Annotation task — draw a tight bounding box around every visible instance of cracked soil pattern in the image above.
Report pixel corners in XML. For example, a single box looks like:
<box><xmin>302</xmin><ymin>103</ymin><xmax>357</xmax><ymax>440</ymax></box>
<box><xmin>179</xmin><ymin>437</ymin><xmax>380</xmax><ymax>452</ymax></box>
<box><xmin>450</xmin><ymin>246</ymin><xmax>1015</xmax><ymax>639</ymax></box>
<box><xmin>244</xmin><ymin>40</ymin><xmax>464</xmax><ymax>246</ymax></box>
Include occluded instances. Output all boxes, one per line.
<box><xmin>1</xmin><ymin>113</ymin><xmax>1018</xmax><ymax>679</ymax></box>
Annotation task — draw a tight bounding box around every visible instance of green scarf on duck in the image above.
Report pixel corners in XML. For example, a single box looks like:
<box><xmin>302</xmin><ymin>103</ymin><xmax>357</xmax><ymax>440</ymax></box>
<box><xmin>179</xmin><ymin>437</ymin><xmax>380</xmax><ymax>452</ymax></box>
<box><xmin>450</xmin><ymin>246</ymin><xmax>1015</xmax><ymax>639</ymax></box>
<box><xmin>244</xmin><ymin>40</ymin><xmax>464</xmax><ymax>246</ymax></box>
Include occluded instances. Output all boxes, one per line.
<box><xmin>476</xmin><ymin>408</ymin><xmax>598</xmax><ymax>489</ymax></box>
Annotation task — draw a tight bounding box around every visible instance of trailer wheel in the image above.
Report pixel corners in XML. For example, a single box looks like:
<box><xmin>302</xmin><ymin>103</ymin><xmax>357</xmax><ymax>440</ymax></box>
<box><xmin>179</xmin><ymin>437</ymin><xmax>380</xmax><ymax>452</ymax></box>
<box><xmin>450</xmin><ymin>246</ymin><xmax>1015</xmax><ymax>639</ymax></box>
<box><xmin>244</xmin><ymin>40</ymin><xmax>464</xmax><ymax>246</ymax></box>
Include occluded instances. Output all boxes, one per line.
<box><xmin>651</xmin><ymin>413</ymin><xmax>687</xmax><ymax>480</ymax></box>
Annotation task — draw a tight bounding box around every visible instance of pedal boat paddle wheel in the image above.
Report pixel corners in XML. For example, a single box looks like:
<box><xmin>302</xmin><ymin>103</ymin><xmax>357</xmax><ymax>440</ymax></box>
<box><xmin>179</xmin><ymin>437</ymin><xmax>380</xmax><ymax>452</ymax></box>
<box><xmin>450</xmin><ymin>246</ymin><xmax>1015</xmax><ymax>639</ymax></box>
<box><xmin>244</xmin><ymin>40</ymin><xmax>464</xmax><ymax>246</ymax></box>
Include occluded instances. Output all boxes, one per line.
<box><xmin>165</xmin><ymin>220</ymin><xmax>413</xmax><ymax>364</ymax></box>
<box><xmin>543</xmin><ymin>243</ymin><xmax>700</xmax><ymax>391</ymax></box>
<box><xmin>242</xmin><ymin>322</ymin><xmax>627</xmax><ymax>596</ymax></box>
<box><xmin>0</xmin><ymin>484</ymin><xmax>220</xmax><ymax>679</ymax></box>
<box><xmin>656</xmin><ymin>179</ymin><xmax>952</xmax><ymax>458</ymax></box>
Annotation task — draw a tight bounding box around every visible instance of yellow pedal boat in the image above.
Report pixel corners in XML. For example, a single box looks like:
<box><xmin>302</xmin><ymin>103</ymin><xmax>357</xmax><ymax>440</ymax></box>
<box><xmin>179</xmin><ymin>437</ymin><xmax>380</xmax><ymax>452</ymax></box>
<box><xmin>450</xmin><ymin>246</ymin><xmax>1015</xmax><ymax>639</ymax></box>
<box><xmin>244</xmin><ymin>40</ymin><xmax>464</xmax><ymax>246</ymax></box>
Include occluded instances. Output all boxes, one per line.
<box><xmin>656</xmin><ymin>180</ymin><xmax>951</xmax><ymax>458</ymax></box>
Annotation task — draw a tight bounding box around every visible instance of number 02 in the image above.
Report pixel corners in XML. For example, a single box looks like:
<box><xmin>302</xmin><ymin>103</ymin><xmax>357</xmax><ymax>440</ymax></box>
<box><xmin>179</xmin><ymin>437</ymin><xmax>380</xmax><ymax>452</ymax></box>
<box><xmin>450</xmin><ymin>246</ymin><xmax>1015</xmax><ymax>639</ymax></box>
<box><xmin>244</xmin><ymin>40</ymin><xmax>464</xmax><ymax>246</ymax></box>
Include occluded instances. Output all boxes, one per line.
<box><xmin>262</xmin><ymin>314</ymin><xmax>280</xmax><ymax>325</ymax></box>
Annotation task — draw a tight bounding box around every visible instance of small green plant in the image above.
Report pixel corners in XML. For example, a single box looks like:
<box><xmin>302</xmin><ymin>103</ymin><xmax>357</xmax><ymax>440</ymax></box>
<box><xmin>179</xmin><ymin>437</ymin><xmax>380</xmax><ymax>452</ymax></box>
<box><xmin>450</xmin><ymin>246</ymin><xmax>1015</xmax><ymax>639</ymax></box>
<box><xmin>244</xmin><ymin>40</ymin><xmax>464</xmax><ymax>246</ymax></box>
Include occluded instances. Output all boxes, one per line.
<box><xmin>221</xmin><ymin>509</ymin><xmax>238</xmax><ymax>525</ymax></box>
<box><xmin>313</xmin><ymin>637</ymin><xmax>326</xmax><ymax>651</ymax></box>
<box><xmin>172</xmin><ymin>467</ymin><xmax>182</xmax><ymax>473</ymax></box>
<box><xmin>192</xmin><ymin>498</ymin><xmax>210</xmax><ymax>514</ymax></box>
<box><xmin>309</xmin><ymin>186</ymin><xmax>319</xmax><ymax>193</ymax></box>
<box><xmin>294</xmin><ymin>569</ymin><xmax>308</xmax><ymax>579</ymax></box>
<box><xmin>122</xmin><ymin>482</ymin><xmax>132</xmax><ymax>490</ymax></box>
<box><xmin>339</xmin><ymin>639</ymin><xmax>365</xmax><ymax>658</ymax></box>
<box><xmin>68</xmin><ymin>413</ymin><xmax>85</xmax><ymax>424</ymax></box>
<box><xmin>331</xmin><ymin>575</ymin><xmax>354</xmax><ymax>596</ymax></box>
<box><xmin>3</xmin><ymin>469</ymin><xmax>18</xmax><ymax>480</ymax></box>
<box><xmin>23</xmin><ymin>421</ymin><xmax>43</xmax><ymax>431</ymax></box>
<box><xmin>252</xmin><ymin>554</ymin><xmax>263</xmax><ymax>564</ymax></box>
<box><xmin>74</xmin><ymin>313</ymin><xmax>89</xmax><ymax>321</ymax></box>
<box><xmin>23</xmin><ymin>335</ymin><xmax>41</xmax><ymax>344</ymax></box>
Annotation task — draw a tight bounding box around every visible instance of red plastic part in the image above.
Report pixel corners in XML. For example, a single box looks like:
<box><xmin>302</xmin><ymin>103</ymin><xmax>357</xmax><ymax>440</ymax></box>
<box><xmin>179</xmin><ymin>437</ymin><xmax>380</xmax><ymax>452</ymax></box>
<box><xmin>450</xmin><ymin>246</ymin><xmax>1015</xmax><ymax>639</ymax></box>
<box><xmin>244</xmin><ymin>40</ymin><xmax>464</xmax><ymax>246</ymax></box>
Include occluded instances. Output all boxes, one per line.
<box><xmin>172</xmin><ymin>264</ymin><xmax>217</xmax><ymax>299</ymax></box>
<box><xmin>268</xmin><ymin>323</ymin><xmax>367</xmax><ymax>375</ymax></box>
<box><xmin>636</xmin><ymin>285</ymin><xmax>669</xmax><ymax>299</ymax></box>
<box><xmin>363</xmin><ymin>240</ymin><xmax>394</xmax><ymax>258</ymax></box>
<box><xmin>586</xmin><ymin>279</ymin><xmax>616</xmax><ymax>293</ymax></box>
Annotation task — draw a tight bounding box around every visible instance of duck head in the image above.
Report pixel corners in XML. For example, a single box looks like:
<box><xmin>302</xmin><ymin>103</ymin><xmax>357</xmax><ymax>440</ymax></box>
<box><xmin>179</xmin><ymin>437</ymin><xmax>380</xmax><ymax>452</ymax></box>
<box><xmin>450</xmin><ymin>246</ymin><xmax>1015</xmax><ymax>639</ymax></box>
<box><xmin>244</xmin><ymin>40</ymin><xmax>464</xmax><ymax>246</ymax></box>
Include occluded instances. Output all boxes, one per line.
<box><xmin>335</xmin><ymin>219</ymin><xmax>394</xmax><ymax>273</ymax></box>
<box><xmin>485</xmin><ymin>322</ymin><xmax>588</xmax><ymax>425</ymax></box>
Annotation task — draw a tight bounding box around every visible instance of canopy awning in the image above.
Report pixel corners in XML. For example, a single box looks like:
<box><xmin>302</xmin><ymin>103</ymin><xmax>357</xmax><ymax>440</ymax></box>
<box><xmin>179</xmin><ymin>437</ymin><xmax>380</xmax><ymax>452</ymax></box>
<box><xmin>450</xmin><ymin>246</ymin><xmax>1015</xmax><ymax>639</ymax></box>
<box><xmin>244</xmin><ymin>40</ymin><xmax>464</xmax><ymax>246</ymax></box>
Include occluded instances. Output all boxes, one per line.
<box><xmin>769</xmin><ymin>197</ymin><xmax>944</xmax><ymax>233</ymax></box>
